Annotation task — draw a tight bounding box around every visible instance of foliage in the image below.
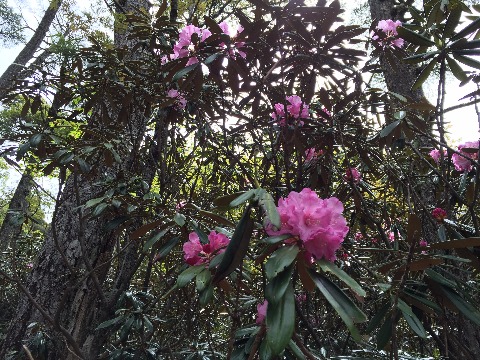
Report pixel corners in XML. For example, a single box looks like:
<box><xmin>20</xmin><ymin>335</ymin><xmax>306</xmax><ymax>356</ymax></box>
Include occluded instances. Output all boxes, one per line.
<box><xmin>1</xmin><ymin>0</ymin><xmax>480</xmax><ymax>359</ymax></box>
<box><xmin>0</xmin><ymin>0</ymin><xmax>24</xmax><ymax>47</ymax></box>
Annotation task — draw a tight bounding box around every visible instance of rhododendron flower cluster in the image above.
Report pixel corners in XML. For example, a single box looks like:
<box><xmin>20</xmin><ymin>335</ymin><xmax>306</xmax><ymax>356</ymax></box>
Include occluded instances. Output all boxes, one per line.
<box><xmin>256</xmin><ymin>300</ymin><xmax>268</xmax><ymax>324</ymax></box>
<box><xmin>432</xmin><ymin>207</ymin><xmax>447</xmax><ymax>222</ymax></box>
<box><xmin>345</xmin><ymin>167</ymin><xmax>361</xmax><ymax>184</ymax></box>
<box><xmin>183</xmin><ymin>230</ymin><xmax>229</xmax><ymax>266</ymax></box>
<box><xmin>372</xmin><ymin>19</ymin><xmax>404</xmax><ymax>48</ymax></box>
<box><xmin>166</xmin><ymin>89</ymin><xmax>187</xmax><ymax>110</ymax></box>
<box><xmin>452</xmin><ymin>140</ymin><xmax>479</xmax><ymax>172</ymax></box>
<box><xmin>429</xmin><ymin>149</ymin><xmax>447</xmax><ymax>164</ymax></box>
<box><xmin>266</xmin><ymin>188</ymin><xmax>349</xmax><ymax>261</ymax></box>
<box><xmin>305</xmin><ymin>147</ymin><xmax>323</xmax><ymax>162</ymax></box>
<box><xmin>218</xmin><ymin>21</ymin><xmax>246</xmax><ymax>59</ymax></box>
<box><xmin>419</xmin><ymin>239</ymin><xmax>428</xmax><ymax>247</ymax></box>
<box><xmin>387</xmin><ymin>230</ymin><xmax>395</xmax><ymax>242</ymax></box>
<box><xmin>163</xmin><ymin>24</ymin><xmax>212</xmax><ymax>66</ymax></box>
<box><xmin>271</xmin><ymin>95</ymin><xmax>310</xmax><ymax>126</ymax></box>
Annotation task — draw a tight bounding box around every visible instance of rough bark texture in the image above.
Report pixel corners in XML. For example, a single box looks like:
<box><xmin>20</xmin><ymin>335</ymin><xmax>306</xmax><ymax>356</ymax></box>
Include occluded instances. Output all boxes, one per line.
<box><xmin>0</xmin><ymin>1</ymin><xmax>152</xmax><ymax>359</ymax></box>
<box><xmin>0</xmin><ymin>0</ymin><xmax>61</xmax><ymax>99</ymax></box>
<box><xmin>0</xmin><ymin>171</ymin><xmax>32</xmax><ymax>252</ymax></box>
<box><xmin>368</xmin><ymin>0</ymin><xmax>438</xmax><ymax>242</ymax></box>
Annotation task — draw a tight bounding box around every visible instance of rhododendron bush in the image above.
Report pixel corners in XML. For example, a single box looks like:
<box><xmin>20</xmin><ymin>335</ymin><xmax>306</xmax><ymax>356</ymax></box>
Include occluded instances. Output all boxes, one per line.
<box><xmin>2</xmin><ymin>0</ymin><xmax>480</xmax><ymax>359</ymax></box>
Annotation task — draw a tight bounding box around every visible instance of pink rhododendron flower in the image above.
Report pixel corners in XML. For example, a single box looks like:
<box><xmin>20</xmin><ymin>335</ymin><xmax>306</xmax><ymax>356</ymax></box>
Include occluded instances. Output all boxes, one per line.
<box><xmin>167</xmin><ymin>89</ymin><xmax>187</xmax><ymax>110</ymax></box>
<box><xmin>183</xmin><ymin>230</ymin><xmax>230</xmax><ymax>266</ymax></box>
<box><xmin>305</xmin><ymin>148</ymin><xmax>323</xmax><ymax>162</ymax></box>
<box><xmin>372</xmin><ymin>19</ymin><xmax>404</xmax><ymax>48</ymax></box>
<box><xmin>176</xmin><ymin>200</ymin><xmax>187</xmax><ymax>211</ymax></box>
<box><xmin>429</xmin><ymin>149</ymin><xmax>447</xmax><ymax>164</ymax></box>
<box><xmin>296</xmin><ymin>293</ymin><xmax>307</xmax><ymax>302</ymax></box>
<box><xmin>218</xmin><ymin>21</ymin><xmax>246</xmax><ymax>59</ymax></box>
<box><xmin>354</xmin><ymin>232</ymin><xmax>363</xmax><ymax>241</ymax></box>
<box><xmin>345</xmin><ymin>167</ymin><xmax>361</xmax><ymax>184</ymax></box>
<box><xmin>271</xmin><ymin>95</ymin><xmax>309</xmax><ymax>126</ymax></box>
<box><xmin>171</xmin><ymin>24</ymin><xmax>212</xmax><ymax>66</ymax></box>
<box><xmin>387</xmin><ymin>230</ymin><xmax>395</xmax><ymax>242</ymax></box>
<box><xmin>256</xmin><ymin>300</ymin><xmax>268</xmax><ymax>324</ymax></box>
<box><xmin>432</xmin><ymin>207</ymin><xmax>447</xmax><ymax>222</ymax></box>
<box><xmin>452</xmin><ymin>140</ymin><xmax>479</xmax><ymax>172</ymax></box>
<box><xmin>266</xmin><ymin>188</ymin><xmax>349</xmax><ymax>262</ymax></box>
<box><xmin>419</xmin><ymin>239</ymin><xmax>428</xmax><ymax>247</ymax></box>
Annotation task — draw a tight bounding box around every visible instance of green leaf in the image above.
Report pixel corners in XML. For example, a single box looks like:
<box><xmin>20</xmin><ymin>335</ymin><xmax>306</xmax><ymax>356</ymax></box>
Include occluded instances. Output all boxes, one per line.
<box><xmin>196</xmin><ymin>268</ymin><xmax>211</xmax><ymax>291</ymax></box>
<box><xmin>397</xmin><ymin>26</ymin><xmax>435</xmax><ymax>46</ymax></box>
<box><xmin>92</xmin><ymin>203</ymin><xmax>108</xmax><ymax>217</ymax></box>
<box><xmin>265</xmin><ymin>245</ymin><xmax>299</xmax><ymax>280</ymax></box>
<box><xmin>287</xmin><ymin>339</ymin><xmax>305</xmax><ymax>360</ymax></box>
<box><xmin>265</xmin><ymin>282</ymin><xmax>295</xmax><ymax>356</ymax></box>
<box><xmin>229</xmin><ymin>189</ymin><xmax>256</xmax><ymax>208</ymax></box>
<box><xmin>412</xmin><ymin>58</ymin><xmax>437</xmax><ymax>90</ymax></box>
<box><xmin>213</xmin><ymin>191</ymin><xmax>250</xmax><ymax>208</ymax></box>
<box><xmin>451</xmin><ymin>17</ymin><xmax>480</xmax><ymax>41</ymax></box>
<box><xmin>317</xmin><ymin>259</ymin><xmax>366</xmax><ymax>297</ymax></box>
<box><xmin>156</xmin><ymin>236</ymin><xmax>180</xmax><ymax>260</ymax></box>
<box><xmin>174</xmin><ymin>212</ymin><xmax>186</xmax><ymax>226</ymax></box>
<box><xmin>85</xmin><ymin>197</ymin><xmax>106</xmax><ymax>208</ymax></box>
<box><xmin>172</xmin><ymin>63</ymin><xmax>198</xmax><ymax>81</ymax></box>
<box><xmin>453</xmin><ymin>53</ymin><xmax>480</xmax><ymax>70</ymax></box>
<box><xmin>213</xmin><ymin>207</ymin><xmax>254</xmax><ymax>283</ymax></box>
<box><xmin>366</xmin><ymin>302</ymin><xmax>390</xmax><ymax>334</ymax></box>
<box><xmin>446</xmin><ymin>55</ymin><xmax>468</xmax><ymax>82</ymax></box>
<box><xmin>199</xmin><ymin>283</ymin><xmax>214</xmax><ymax>306</ymax></box>
<box><xmin>143</xmin><ymin>228</ymin><xmax>169</xmax><ymax>252</ymax></box>
<box><xmin>177</xmin><ymin>265</ymin><xmax>204</xmax><ymax>288</ymax></box>
<box><xmin>119</xmin><ymin>316</ymin><xmax>134</xmax><ymax>342</ymax></box>
<box><xmin>266</xmin><ymin>264</ymin><xmax>294</xmax><ymax>305</ymax></box>
<box><xmin>259</xmin><ymin>191</ymin><xmax>281</xmax><ymax>229</ymax></box>
<box><xmin>400</xmin><ymin>307</ymin><xmax>427</xmax><ymax>338</ymax></box>
<box><xmin>263</xmin><ymin>234</ymin><xmax>293</xmax><ymax>244</ymax></box>
<box><xmin>377</xmin><ymin>316</ymin><xmax>393</xmax><ymax>349</ymax></box>
<box><xmin>309</xmin><ymin>270</ymin><xmax>366</xmax><ymax>342</ymax></box>
<box><xmin>440</xmin><ymin>285</ymin><xmax>480</xmax><ymax>325</ymax></box>
<box><xmin>96</xmin><ymin>315</ymin><xmax>125</xmax><ymax>330</ymax></box>
<box><xmin>444</xmin><ymin>5</ymin><xmax>463</xmax><ymax>39</ymax></box>
<box><xmin>380</xmin><ymin>120</ymin><xmax>401</xmax><ymax>138</ymax></box>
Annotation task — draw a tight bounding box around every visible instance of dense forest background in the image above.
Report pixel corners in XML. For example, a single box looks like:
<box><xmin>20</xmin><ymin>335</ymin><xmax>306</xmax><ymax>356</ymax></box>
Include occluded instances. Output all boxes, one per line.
<box><xmin>1</xmin><ymin>0</ymin><xmax>480</xmax><ymax>359</ymax></box>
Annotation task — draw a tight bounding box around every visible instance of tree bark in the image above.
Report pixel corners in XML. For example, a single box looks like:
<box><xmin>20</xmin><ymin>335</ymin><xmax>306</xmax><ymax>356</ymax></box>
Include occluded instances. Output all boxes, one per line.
<box><xmin>0</xmin><ymin>170</ymin><xmax>32</xmax><ymax>252</ymax></box>
<box><xmin>0</xmin><ymin>0</ymin><xmax>61</xmax><ymax>99</ymax></box>
<box><xmin>0</xmin><ymin>1</ymin><xmax>152</xmax><ymax>359</ymax></box>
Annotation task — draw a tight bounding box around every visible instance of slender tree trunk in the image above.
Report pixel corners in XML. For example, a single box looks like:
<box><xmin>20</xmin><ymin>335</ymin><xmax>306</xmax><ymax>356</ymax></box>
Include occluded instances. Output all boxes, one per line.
<box><xmin>0</xmin><ymin>1</ymin><xmax>152</xmax><ymax>359</ymax></box>
<box><xmin>0</xmin><ymin>0</ymin><xmax>62</xmax><ymax>99</ymax></box>
<box><xmin>0</xmin><ymin>170</ymin><xmax>32</xmax><ymax>252</ymax></box>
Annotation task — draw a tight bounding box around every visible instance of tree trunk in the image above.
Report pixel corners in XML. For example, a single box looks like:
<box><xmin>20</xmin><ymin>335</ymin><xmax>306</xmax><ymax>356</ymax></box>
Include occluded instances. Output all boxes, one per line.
<box><xmin>0</xmin><ymin>170</ymin><xmax>32</xmax><ymax>252</ymax></box>
<box><xmin>0</xmin><ymin>0</ymin><xmax>61</xmax><ymax>99</ymax></box>
<box><xmin>0</xmin><ymin>1</ymin><xmax>152</xmax><ymax>359</ymax></box>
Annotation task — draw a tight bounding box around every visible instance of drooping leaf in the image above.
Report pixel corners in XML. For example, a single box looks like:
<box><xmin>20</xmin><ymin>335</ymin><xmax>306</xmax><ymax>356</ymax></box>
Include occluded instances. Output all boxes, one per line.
<box><xmin>309</xmin><ymin>269</ymin><xmax>367</xmax><ymax>342</ymax></box>
<box><xmin>377</xmin><ymin>316</ymin><xmax>393</xmax><ymax>349</ymax></box>
<box><xmin>143</xmin><ymin>228</ymin><xmax>169</xmax><ymax>252</ymax></box>
<box><xmin>213</xmin><ymin>207</ymin><xmax>254</xmax><ymax>283</ymax></box>
<box><xmin>196</xmin><ymin>268</ymin><xmax>212</xmax><ymax>292</ymax></box>
<box><xmin>440</xmin><ymin>285</ymin><xmax>480</xmax><ymax>325</ymax></box>
<box><xmin>155</xmin><ymin>236</ymin><xmax>180</xmax><ymax>260</ymax></box>
<box><xmin>397</xmin><ymin>299</ymin><xmax>427</xmax><ymax>338</ymax></box>
<box><xmin>317</xmin><ymin>259</ymin><xmax>366</xmax><ymax>297</ymax></box>
<box><xmin>266</xmin><ymin>264</ymin><xmax>294</xmax><ymax>305</ymax></box>
<box><xmin>366</xmin><ymin>302</ymin><xmax>390</xmax><ymax>334</ymax></box>
<box><xmin>412</xmin><ymin>58</ymin><xmax>437</xmax><ymax>90</ymax></box>
<box><xmin>265</xmin><ymin>282</ymin><xmax>295</xmax><ymax>356</ymax></box>
<box><xmin>263</xmin><ymin>234</ymin><xmax>293</xmax><ymax>244</ymax></box>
